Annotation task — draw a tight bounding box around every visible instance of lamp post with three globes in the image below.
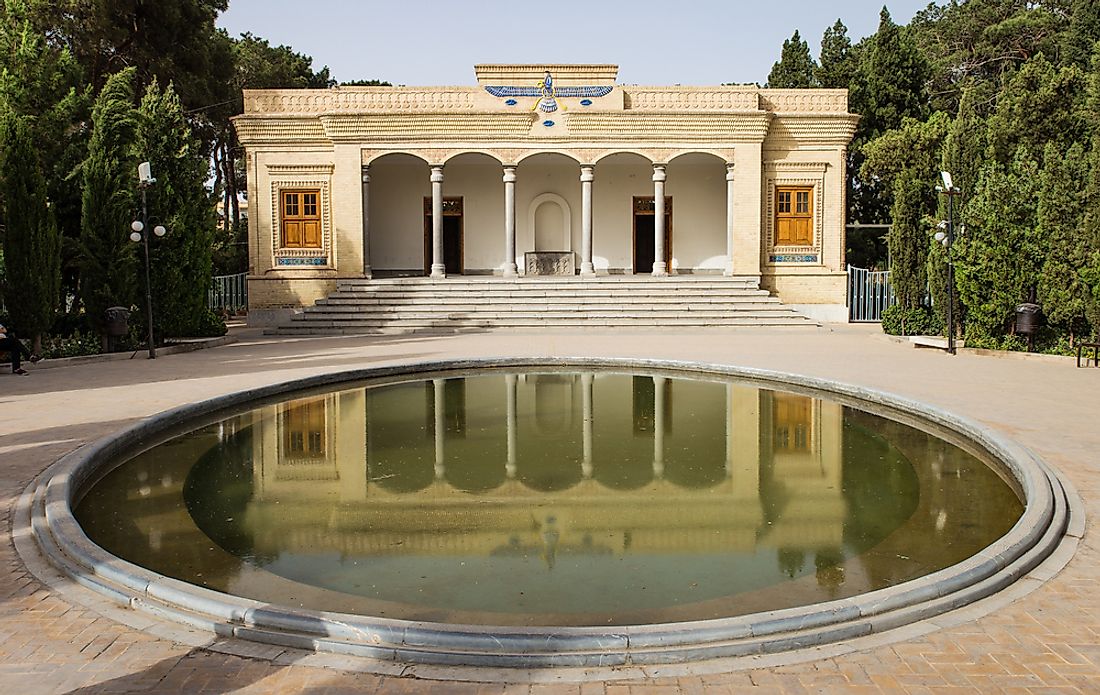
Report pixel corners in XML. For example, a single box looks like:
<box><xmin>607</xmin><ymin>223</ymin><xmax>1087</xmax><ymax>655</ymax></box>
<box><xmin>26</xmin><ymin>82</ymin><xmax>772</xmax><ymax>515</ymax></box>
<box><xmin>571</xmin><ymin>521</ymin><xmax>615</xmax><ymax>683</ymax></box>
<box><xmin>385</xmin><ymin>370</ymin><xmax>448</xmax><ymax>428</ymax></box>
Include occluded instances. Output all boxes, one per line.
<box><xmin>130</xmin><ymin>161</ymin><xmax>168</xmax><ymax>359</ymax></box>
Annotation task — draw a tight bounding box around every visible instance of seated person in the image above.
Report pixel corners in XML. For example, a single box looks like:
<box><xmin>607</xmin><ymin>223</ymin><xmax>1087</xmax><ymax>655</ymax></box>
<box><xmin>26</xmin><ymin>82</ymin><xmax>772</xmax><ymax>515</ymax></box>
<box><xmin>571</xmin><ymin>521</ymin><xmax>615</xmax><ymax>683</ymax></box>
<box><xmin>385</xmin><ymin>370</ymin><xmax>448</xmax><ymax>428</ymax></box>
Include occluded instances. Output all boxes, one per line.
<box><xmin>0</xmin><ymin>323</ymin><xmax>40</xmax><ymax>375</ymax></box>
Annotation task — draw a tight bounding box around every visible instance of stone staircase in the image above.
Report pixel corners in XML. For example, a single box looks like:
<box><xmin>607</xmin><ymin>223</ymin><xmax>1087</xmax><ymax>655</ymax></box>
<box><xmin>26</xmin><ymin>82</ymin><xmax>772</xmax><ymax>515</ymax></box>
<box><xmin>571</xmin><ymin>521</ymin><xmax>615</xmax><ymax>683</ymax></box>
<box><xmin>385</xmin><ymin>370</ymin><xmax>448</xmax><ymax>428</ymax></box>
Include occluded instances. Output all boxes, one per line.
<box><xmin>268</xmin><ymin>276</ymin><xmax>820</xmax><ymax>335</ymax></box>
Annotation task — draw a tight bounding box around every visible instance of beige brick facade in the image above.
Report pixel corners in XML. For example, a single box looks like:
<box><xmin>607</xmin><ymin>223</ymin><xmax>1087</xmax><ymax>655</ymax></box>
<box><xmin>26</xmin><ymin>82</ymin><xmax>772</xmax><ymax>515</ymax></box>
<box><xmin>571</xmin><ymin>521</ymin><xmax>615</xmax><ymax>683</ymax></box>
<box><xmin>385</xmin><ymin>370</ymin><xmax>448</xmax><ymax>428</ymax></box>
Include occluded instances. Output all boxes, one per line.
<box><xmin>234</xmin><ymin>65</ymin><xmax>858</xmax><ymax>324</ymax></box>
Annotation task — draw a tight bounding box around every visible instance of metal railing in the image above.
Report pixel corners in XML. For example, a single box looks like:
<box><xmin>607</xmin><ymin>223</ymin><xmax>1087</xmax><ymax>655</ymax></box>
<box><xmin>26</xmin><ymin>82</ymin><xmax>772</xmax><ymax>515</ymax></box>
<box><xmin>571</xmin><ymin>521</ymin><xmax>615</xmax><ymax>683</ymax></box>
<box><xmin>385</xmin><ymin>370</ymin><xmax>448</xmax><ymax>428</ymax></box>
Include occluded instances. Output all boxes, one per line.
<box><xmin>847</xmin><ymin>265</ymin><xmax>895</xmax><ymax>322</ymax></box>
<box><xmin>208</xmin><ymin>272</ymin><xmax>247</xmax><ymax>314</ymax></box>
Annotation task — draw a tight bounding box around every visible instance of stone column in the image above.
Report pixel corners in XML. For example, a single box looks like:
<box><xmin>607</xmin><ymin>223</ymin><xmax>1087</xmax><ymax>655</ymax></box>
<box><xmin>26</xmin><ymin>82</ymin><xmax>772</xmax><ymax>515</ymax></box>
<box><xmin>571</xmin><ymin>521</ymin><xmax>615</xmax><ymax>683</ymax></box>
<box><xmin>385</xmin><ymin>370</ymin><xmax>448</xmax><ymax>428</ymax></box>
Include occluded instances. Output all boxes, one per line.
<box><xmin>580</xmin><ymin>165</ymin><xmax>595</xmax><ymax>276</ymax></box>
<box><xmin>581</xmin><ymin>372</ymin><xmax>594</xmax><ymax>478</ymax></box>
<box><xmin>361</xmin><ymin>165</ymin><xmax>372</xmax><ymax>278</ymax></box>
<box><xmin>653</xmin><ymin>376</ymin><xmax>666</xmax><ymax>477</ymax></box>
<box><xmin>505</xmin><ymin>373</ymin><xmax>518</xmax><ymax>479</ymax></box>
<box><xmin>652</xmin><ymin>164</ymin><xmax>668</xmax><ymax>276</ymax></box>
<box><xmin>725</xmin><ymin>162</ymin><xmax>736</xmax><ymax>276</ymax></box>
<box><xmin>503</xmin><ymin>166</ymin><xmax>518</xmax><ymax>277</ymax></box>
<box><xmin>430</xmin><ymin>166</ymin><xmax>446</xmax><ymax>278</ymax></box>
<box><xmin>433</xmin><ymin>378</ymin><xmax>446</xmax><ymax>479</ymax></box>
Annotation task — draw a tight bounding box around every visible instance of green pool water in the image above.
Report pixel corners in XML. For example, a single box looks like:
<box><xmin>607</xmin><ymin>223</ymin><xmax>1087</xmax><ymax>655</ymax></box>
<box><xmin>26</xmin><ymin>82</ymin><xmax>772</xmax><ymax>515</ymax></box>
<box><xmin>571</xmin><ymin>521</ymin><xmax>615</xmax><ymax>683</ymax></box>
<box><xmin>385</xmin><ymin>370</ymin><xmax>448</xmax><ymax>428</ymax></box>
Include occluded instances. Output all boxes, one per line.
<box><xmin>75</xmin><ymin>371</ymin><xmax>1022</xmax><ymax>627</ymax></box>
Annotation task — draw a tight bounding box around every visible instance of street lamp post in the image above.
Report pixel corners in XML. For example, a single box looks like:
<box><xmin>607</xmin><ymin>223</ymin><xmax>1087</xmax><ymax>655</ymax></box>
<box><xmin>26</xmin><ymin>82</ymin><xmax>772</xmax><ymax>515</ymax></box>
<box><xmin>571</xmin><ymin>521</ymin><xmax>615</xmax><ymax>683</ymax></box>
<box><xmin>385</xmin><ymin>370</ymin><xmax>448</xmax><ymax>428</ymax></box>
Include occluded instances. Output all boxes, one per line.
<box><xmin>935</xmin><ymin>171</ymin><xmax>961</xmax><ymax>356</ymax></box>
<box><xmin>130</xmin><ymin>161</ymin><xmax>167</xmax><ymax>359</ymax></box>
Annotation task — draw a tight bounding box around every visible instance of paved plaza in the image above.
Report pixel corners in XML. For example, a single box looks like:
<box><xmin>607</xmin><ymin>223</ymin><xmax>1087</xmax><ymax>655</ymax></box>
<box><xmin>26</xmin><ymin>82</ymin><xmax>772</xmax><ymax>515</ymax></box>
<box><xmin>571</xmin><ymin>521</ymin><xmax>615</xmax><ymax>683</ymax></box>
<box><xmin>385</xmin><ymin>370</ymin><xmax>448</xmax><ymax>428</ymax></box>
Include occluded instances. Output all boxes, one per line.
<box><xmin>1</xmin><ymin>325</ymin><xmax>1098</xmax><ymax>694</ymax></box>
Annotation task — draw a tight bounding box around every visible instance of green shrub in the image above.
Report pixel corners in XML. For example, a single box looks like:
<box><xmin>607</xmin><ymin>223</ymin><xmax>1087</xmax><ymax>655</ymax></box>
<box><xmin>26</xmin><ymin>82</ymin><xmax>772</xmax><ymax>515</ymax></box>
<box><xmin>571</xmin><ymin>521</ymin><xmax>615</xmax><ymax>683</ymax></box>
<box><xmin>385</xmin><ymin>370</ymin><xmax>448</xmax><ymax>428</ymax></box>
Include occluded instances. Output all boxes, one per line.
<box><xmin>881</xmin><ymin>305</ymin><xmax>943</xmax><ymax>336</ymax></box>
<box><xmin>186</xmin><ymin>309</ymin><xmax>228</xmax><ymax>338</ymax></box>
<box><xmin>40</xmin><ymin>329</ymin><xmax>101</xmax><ymax>359</ymax></box>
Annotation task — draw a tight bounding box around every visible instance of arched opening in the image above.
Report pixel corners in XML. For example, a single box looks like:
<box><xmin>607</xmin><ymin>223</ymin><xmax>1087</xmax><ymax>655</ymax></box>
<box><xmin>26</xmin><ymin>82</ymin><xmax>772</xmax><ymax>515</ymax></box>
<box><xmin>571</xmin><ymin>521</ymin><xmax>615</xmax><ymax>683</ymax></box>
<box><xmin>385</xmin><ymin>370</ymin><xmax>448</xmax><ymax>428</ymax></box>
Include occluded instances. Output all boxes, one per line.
<box><xmin>529</xmin><ymin>193</ymin><xmax>571</xmax><ymax>253</ymax></box>
<box><xmin>367</xmin><ymin>153</ymin><xmax>431</xmax><ymax>277</ymax></box>
<box><xmin>592</xmin><ymin>152</ymin><xmax>654</xmax><ymax>274</ymax></box>
<box><xmin>442</xmin><ymin>152</ymin><xmax>504</xmax><ymax>274</ymax></box>
<box><xmin>667</xmin><ymin>152</ymin><xmax>728</xmax><ymax>273</ymax></box>
<box><xmin>516</xmin><ymin>153</ymin><xmax>580</xmax><ymax>272</ymax></box>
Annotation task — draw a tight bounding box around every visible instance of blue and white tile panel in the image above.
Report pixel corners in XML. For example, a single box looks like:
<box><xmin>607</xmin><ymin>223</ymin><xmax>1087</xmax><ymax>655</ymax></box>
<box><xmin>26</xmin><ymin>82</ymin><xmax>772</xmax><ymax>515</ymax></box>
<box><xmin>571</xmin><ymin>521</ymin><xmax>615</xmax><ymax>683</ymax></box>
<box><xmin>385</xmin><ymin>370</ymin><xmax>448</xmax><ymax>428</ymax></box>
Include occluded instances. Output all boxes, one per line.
<box><xmin>769</xmin><ymin>254</ymin><xmax>819</xmax><ymax>264</ymax></box>
<box><xmin>276</xmin><ymin>256</ymin><xmax>329</xmax><ymax>267</ymax></box>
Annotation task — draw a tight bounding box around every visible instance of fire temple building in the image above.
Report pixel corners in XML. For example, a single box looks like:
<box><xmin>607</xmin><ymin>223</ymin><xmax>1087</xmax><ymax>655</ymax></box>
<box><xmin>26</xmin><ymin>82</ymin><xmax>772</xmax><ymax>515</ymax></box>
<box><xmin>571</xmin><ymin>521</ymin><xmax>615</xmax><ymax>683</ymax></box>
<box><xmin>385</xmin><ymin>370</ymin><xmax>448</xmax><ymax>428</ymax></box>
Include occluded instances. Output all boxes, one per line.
<box><xmin>233</xmin><ymin>64</ymin><xmax>859</xmax><ymax>328</ymax></box>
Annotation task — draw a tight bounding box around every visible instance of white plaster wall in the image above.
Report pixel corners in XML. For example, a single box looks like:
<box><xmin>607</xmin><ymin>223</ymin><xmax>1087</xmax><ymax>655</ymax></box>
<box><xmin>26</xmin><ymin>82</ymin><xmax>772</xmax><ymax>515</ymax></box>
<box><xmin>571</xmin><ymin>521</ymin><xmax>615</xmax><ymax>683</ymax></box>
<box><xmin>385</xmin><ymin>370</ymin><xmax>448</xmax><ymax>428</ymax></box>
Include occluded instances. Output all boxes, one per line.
<box><xmin>666</xmin><ymin>154</ymin><xmax>727</xmax><ymax>272</ymax></box>
<box><xmin>369</xmin><ymin>154</ymin><xmax>430</xmax><ymax>272</ymax></box>
<box><xmin>443</xmin><ymin>155</ymin><xmax>505</xmax><ymax>272</ymax></box>
<box><xmin>516</xmin><ymin>154</ymin><xmax>581</xmax><ymax>270</ymax></box>
<box><xmin>593</xmin><ymin>154</ymin><xmax>651</xmax><ymax>272</ymax></box>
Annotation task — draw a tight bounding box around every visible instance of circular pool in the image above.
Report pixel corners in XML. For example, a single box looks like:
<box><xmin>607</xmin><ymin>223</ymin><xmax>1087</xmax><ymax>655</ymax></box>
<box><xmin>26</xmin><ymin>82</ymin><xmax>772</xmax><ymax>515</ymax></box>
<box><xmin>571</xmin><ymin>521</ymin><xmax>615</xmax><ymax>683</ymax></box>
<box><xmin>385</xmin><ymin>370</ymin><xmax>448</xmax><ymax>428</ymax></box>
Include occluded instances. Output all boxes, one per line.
<box><xmin>26</xmin><ymin>359</ymin><xmax>1069</xmax><ymax>668</ymax></box>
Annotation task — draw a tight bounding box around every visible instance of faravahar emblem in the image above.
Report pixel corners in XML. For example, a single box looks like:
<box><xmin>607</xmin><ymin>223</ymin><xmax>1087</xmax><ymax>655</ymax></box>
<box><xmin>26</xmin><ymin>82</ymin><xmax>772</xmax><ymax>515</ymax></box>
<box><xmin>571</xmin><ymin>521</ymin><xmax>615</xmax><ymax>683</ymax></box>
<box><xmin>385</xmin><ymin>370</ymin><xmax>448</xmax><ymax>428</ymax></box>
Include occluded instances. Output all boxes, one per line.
<box><xmin>485</xmin><ymin>71</ymin><xmax>613</xmax><ymax>113</ymax></box>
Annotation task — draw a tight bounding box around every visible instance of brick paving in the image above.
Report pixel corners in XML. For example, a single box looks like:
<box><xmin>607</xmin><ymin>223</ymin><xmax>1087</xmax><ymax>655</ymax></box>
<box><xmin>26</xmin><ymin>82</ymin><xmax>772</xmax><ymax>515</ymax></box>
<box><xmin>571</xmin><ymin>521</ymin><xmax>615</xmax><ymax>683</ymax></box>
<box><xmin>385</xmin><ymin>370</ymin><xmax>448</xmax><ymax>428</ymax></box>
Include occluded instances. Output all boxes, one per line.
<box><xmin>2</xmin><ymin>326</ymin><xmax>1098</xmax><ymax>693</ymax></box>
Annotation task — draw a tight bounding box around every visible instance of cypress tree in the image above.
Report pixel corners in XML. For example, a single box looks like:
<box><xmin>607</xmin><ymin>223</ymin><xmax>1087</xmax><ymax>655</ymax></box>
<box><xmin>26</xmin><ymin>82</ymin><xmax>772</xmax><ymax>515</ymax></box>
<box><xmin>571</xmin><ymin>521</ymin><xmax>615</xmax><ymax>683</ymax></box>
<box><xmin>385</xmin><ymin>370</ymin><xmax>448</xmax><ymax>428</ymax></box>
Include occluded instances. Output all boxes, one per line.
<box><xmin>80</xmin><ymin>67</ymin><xmax>138</xmax><ymax>344</ymax></box>
<box><xmin>955</xmin><ymin>149</ymin><xmax>1043</xmax><ymax>344</ymax></box>
<box><xmin>767</xmin><ymin>30</ymin><xmax>818</xmax><ymax>89</ymax></box>
<box><xmin>0</xmin><ymin>113</ymin><xmax>60</xmax><ymax>352</ymax></box>
<box><xmin>1037</xmin><ymin>141</ymin><xmax>1092</xmax><ymax>343</ymax></box>
<box><xmin>849</xmin><ymin>7</ymin><xmax>930</xmax><ymax>225</ymax></box>
<box><xmin>816</xmin><ymin>20</ymin><xmax>855</xmax><ymax>89</ymax></box>
<box><xmin>135</xmin><ymin>79</ymin><xmax>215</xmax><ymax>338</ymax></box>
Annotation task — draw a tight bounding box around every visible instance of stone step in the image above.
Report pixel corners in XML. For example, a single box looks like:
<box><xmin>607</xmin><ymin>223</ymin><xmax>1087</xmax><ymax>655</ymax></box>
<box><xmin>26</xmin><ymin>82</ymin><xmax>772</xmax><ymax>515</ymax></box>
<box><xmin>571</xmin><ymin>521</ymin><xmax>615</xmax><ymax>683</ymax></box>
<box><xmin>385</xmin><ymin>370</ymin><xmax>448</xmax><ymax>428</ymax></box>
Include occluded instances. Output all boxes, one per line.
<box><xmin>288</xmin><ymin>314</ymin><xmax>814</xmax><ymax>325</ymax></box>
<box><xmin>315</xmin><ymin>296</ymin><xmax>782</xmax><ymax>307</ymax></box>
<box><xmin>301</xmin><ymin>304</ymin><xmax>790</xmax><ymax>316</ymax></box>
<box><xmin>275</xmin><ymin>274</ymin><xmax>817</xmax><ymax>334</ymax></box>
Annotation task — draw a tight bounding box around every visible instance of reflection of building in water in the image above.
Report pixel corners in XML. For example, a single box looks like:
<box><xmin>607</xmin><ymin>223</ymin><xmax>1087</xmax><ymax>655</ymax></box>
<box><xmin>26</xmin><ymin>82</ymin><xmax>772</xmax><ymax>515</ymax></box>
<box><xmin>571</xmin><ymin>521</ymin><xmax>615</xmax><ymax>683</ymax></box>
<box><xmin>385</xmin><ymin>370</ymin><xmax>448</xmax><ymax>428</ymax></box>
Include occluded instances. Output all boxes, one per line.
<box><xmin>246</xmin><ymin>374</ymin><xmax>845</xmax><ymax>576</ymax></box>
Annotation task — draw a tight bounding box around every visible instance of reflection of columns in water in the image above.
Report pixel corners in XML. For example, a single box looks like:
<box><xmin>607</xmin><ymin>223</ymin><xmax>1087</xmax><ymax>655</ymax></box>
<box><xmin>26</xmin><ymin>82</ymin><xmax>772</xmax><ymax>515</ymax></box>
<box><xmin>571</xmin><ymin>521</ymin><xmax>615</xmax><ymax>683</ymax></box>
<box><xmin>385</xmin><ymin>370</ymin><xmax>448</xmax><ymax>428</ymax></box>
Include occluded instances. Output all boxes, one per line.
<box><xmin>725</xmin><ymin>383</ymin><xmax>734</xmax><ymax>478</ymax></box>
<box><xmin>505</xmin><ymin>373</ymin><xmax>517</xmax><ymax>479</ymax></box>
<box><xmin>653</xmin><ymin>376</ymin><xmax>666</xmax><ymax>478</ymax></box>
<box><xmin>581</xmin><ymin>372</ymin><xmax>594</xmax><ymax>478</ymax></box>
<box><xmin>433</xmin><ymin>378</ymin><xmax>446</xmax><ymax>479</ymax></box>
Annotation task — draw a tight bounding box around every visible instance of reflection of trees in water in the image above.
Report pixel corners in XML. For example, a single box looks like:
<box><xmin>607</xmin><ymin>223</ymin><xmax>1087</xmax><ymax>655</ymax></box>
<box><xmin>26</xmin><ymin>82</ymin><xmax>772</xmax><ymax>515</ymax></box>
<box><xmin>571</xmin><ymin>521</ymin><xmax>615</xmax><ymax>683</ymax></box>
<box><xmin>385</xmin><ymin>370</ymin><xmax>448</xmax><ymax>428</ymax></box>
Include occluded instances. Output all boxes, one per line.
<box><xmin>815</xmin><ymin>549</ymin><xmax>845</xmax><ymax>595</ymax></box>
<box><xmin>778</xmin><ymin>548</ymin><xmax>806</xmax><ymax>578</ymax></box>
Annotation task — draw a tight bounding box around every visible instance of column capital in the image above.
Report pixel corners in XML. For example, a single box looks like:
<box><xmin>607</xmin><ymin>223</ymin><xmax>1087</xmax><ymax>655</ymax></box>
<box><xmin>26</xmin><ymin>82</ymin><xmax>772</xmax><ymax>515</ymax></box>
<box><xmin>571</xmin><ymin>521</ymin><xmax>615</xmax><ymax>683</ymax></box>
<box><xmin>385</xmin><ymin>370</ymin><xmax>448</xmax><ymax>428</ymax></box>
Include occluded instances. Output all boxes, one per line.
<box><xmin>430</xmin><ymin>166</ymin><xmax>444</xmax><ymax>183</ymax></box>
<box><xmin>503</xmin><ymin>166</ymin><xmax>517</xmax><ymax>183</ymax></box>
<box><xmin>726</xmin><ymin>162</ymin><xmax>735</xmax><ymax>181</ymax></box>
<box><xmin>580</xmin><ymin>165</ymin><xmax>595</xmax><ymax>183</ymax></box>
<box><xmin>361</xmin><ymin>165</ymin><xmax>370</xmax><ymax>184</ymax></box>
<box><xmin>652</xmin><ymin>163</ymin><xmax>667</xmax><ymax>183</ymax></box>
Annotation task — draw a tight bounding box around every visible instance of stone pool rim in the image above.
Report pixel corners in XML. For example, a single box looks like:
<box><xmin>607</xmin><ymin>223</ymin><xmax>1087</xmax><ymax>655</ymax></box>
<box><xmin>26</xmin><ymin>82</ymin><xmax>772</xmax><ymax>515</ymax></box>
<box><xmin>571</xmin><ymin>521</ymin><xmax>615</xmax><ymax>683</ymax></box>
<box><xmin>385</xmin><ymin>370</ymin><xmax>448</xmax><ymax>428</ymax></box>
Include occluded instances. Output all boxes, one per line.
<box><xmin>24</xmin><ymin>357</ymin><xmax>1071</xmax><ymax>669</ymax></box>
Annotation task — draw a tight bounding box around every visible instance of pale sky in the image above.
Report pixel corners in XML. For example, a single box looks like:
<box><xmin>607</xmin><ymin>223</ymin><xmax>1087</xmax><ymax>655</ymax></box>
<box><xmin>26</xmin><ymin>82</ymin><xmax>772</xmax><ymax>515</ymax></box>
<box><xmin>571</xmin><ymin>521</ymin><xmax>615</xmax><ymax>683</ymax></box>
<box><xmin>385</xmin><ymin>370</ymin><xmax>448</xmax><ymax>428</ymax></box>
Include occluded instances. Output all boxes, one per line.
<box><xmin>217</xmin><ymin>0</ymin><xmax>933</xmax><ymax>87</ymax></box>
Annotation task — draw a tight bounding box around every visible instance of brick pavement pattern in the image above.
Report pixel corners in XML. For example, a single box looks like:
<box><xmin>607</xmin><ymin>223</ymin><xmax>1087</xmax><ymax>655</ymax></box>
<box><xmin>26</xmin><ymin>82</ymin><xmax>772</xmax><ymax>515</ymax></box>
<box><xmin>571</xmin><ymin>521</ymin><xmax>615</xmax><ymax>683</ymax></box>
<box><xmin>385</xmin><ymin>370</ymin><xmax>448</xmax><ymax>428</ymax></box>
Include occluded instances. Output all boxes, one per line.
<box><xmin>2</xmin><ymin>327</ymin><xmax>1098</xmax><ymax>694</ymax></box>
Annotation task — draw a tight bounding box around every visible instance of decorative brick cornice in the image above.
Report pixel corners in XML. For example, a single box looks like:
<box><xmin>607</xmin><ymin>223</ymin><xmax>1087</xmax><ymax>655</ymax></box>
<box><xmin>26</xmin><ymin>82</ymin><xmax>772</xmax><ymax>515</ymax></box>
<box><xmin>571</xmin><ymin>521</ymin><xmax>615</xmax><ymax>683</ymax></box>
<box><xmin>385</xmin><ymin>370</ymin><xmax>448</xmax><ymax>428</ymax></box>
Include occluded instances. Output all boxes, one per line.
<box><xmin>233</xmin><ymin>117</ymin><xmax>328</xmax><ymax>145</ymax></box>
<box><xmin>623</xmin><ymin>88</ymin><xmax>759</xmax><ymax>111</ymax></box>
<box><xmin>764</xmin><ymin>115</ymin><xmax>860</xmax><ymax>146</ymax></box>
<box><xmin>321</xmin><ymin>113</ymin><xmax>534</xmax><ymax>142</ymax></box>
<box><xmin>567</xmin><ymin>112</ymin><xmax>771</xmax><ymax>143</ymax></box>
<box><xmin>759</xmin><ymin>90</ymin><xmax>849</xmax><ymax>113</ymax></box>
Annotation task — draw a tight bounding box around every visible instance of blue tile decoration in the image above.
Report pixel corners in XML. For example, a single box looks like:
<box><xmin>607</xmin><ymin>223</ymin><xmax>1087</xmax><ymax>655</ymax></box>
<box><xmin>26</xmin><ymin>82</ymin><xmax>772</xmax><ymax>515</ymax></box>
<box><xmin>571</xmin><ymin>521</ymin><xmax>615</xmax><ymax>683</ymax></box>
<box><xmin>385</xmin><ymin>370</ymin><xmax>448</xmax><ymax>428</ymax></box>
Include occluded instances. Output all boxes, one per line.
<box><xmin>485</xmin><ymin>85</ymin><xmax>613</xmax><ymax>98</ymax></box>
<box><xmin>488</xmin><ymin>74</ymin><xmax>614</xmax><ymax>114</ymax></box>
<box><xmin>504</xmin><ymin>98</ymin><xmax>518</xmax><ymax>106</ymax></box>
<box><xmin>543</xmin><ymin>120</ymin><xmax>555</xmax><ymax>127</ymax></box>
<box><xmin>277</xmin><ymin>256</ymin><xmax>328</xmax><ymax>266</ymax></box>
<box><xmin>769</xmin><ymin>254</ymin><xmax>819</xmax><ymax>264</ymax></box>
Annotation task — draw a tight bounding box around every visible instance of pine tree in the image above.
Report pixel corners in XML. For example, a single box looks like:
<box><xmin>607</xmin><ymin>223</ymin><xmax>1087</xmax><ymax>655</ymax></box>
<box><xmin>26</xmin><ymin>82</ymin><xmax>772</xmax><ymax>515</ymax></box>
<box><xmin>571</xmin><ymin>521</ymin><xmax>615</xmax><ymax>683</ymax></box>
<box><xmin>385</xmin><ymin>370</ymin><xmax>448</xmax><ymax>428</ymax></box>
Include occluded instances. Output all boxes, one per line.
<box><xmin>0</xmin><ymin>113</ymin><xmax>60</xmax><ymax>352</ymax></box>
<box><xmin>135</xmin><ymin>79</ymin><xmax>216</xmax><ymax>339</ymax></box>
<box><xmin>767</xmin><ymin>30</ymin><xmax>818</xmax><ymax>89</ymax></box>
<box><xmin>79</xmin><ymin>67</ymin><xmax>138</xmax><ymax>344</ymax></box>
<box><xmin>816</xmin><ymin>20</ymin><xmax>855</xmax><ymax>89</ymax></box>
